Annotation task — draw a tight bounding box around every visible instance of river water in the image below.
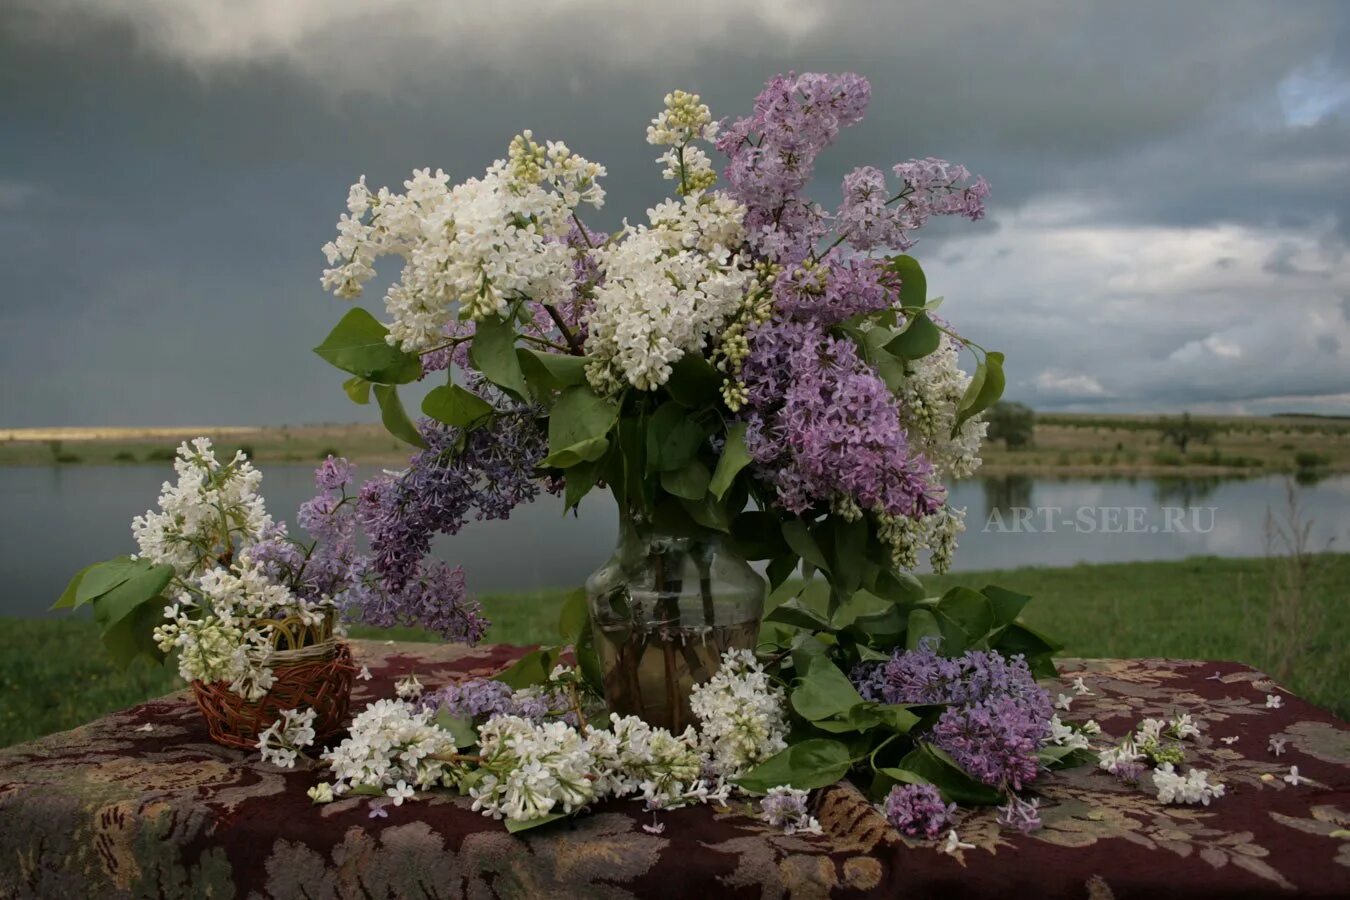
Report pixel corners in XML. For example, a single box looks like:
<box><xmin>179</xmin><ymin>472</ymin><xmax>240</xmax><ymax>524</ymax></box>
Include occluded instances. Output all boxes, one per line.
<box><xmin>4</xmin><ymin>465</ymin><xmax>1346</xmax><ymax>618</ymax></box>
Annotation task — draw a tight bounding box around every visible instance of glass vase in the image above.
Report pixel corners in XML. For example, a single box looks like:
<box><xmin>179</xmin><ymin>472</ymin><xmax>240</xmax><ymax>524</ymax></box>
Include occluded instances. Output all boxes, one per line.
<box><xmin>586</xmin><ymin>514</ymin><xmax>766</xmax><ymax>731</ymax></box>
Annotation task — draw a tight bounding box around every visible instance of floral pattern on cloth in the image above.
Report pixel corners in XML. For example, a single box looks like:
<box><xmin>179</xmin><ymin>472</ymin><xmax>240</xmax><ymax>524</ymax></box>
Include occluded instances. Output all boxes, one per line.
<box><xmin>1</xmin><ymin>646</ymin><xmax>1347</xmax><ymax>899</ymax></box>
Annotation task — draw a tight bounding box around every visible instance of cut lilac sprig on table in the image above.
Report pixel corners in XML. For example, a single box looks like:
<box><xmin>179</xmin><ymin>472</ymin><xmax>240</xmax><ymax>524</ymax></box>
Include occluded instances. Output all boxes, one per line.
<box><xmin>885</xmin><ymin>784</ymin><xmax>954</xmax><ymax>839</ymax></box>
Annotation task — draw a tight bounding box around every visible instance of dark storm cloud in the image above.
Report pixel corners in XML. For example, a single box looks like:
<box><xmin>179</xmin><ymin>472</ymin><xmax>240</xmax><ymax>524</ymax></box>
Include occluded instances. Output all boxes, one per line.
<box><xmin>1</xmin><ymin>0</ymin><xmax>1348</xmax><ymax>425</ymax></box>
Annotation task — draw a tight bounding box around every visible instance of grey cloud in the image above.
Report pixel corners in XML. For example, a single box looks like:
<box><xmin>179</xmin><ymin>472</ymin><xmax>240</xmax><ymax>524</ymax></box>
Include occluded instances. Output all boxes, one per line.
<box><xmin>1</xmin><ymin>1</ymin><xmax>1348</xmax><ymax>425</ymax></box>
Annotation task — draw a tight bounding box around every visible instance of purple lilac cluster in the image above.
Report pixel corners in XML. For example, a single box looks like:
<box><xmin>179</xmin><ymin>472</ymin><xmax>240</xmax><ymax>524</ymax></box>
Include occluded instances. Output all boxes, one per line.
<box><xmin>357</xmin><ymin>412</ymin><xmax>551</xmax><ymax>591</ymax></box>
<box><xmin>740</xmin><ymin>320</ymin><xmax>942</xmax><ymax>518</ymax></box>
<box><xmin>423</xmin><ymin>676</ymin><xmax>578</xmax><ymax>725</ymax></box>
<box><xmin>770</xmin><ymin>257</ymin><xmax>889</xmax><ymax>327</ymax></box>
<box><xmin>341</xmin><ymin>560</ymin><xmax>486</xmax><ymax>643</ymax></box>
<box><xmin>837</xmin><ymin>160</ymin><xmax>988</xmax><ymax>252</ymax></box>
<box><xmin>247</xmin><ymin>456</ymin><xmax>489</xmax><ymax>643</ymax></box>
<box><xmin>717</xmin><ymin>73</ymin><xmax>988</xmax><ymax>526</ymax></box>
<box><xmin>854</xmin><ymin>640</ymin><xmax>1052</xmax><ymax>792</ymax></box>
<box><xmin>884</xmin><ymin>783</ymin><xmax>955</xmax><ymax>839</ymax></box>
<box><xmin>717</xmin><ymin>72</ymin><xmax>870</xmax><ymax>263</ymax></box>
<box><xmin>247</xmin><ymin>456</ymin><xmax>360</xmax><ymax>605</ymax></box>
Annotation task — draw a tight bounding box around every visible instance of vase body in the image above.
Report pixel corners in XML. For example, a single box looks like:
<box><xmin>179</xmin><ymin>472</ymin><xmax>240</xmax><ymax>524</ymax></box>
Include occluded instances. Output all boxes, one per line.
<box><xmin>586</xmin><ymin>514</ymin><xmax>765</xmax><ymax>731</ymax></box>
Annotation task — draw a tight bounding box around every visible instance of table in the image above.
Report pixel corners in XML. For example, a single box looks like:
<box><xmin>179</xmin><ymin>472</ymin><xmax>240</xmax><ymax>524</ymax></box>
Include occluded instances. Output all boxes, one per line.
<box><xmin>1</xmin><ymin>641</ymin><xmax>1347</xmax><ymax>899</ymax></box>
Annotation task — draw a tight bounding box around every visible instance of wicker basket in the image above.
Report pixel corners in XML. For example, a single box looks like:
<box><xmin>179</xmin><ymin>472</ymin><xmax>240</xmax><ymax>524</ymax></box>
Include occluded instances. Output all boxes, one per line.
<box><xmin>190</xmin><ymin>613</ymin><xmax>355</xmax><ymax>749</ymax></box>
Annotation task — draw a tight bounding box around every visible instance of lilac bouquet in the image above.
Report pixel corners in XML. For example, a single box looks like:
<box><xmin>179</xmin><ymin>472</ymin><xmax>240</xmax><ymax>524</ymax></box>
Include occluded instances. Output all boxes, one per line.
<box><xmin>311</xmin><ymin>72</ymin><xmax>1065</xmax><ymax>817</ymax></box>
<box><xmin>316</xmin><ymin>71</ymin><xmax>999</xmax><ymax>627</ymax></box>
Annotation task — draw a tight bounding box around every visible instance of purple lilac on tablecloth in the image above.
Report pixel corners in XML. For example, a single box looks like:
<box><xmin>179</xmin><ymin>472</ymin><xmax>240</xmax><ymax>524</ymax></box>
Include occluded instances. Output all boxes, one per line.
<box><xmin>854</xmin><ymin>640</ymin><xmax>1053</xmax><ymax>791</ymax></box>
<box><xmin>884</xmin><ymin>783</ymin><xmax>955</xmax><ymax>839</ymax></box>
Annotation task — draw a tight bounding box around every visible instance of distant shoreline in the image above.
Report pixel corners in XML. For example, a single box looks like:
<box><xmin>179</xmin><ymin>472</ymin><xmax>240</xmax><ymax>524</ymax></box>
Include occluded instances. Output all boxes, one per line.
<box><xmin>2</xmin><ymin>413</ymin><xmax>1347</xmax><ymax>477</ymax></box>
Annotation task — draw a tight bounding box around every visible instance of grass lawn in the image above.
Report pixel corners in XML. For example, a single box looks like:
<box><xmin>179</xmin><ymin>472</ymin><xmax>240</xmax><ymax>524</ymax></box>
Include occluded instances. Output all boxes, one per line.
<box><xmin>2</xmin><ymin>554</ymin><xmax>1346</xmax><ymax>748</ymax></box>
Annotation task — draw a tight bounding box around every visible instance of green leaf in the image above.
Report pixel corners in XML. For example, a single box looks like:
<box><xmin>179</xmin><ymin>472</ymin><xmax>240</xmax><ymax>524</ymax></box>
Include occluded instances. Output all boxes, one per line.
<box><xmin>906</xmin><ymin>608</ymin><xmax>942</xmax><ymax>651</ymax></box>
<box><xmin>517</xmin><ymin>348</ymin><xmax>589</xmax><ymax>392</ymax></box>
<box><xmin>867</xmin><ymin>569</ymin><xmax>925</xmax><ymax>606</ymax></box>
<box><xmin>494</xmin><ymin>647</ymin><xmax>560</xmax><ymax>690</ymax></box>
<box><xmin>679</xmin><ymin>494</ymin><xmax>731</xmax><ymax>533</ymax></box>
<box><xmin>1038</xmin><ymin>744</ymin><xmax>1097</xmax><ymax>769</ymax></box>
<box><xmin>557</xmin><ymin>588</ymin><xmax>589</xmax><ymax>645</ymax></box>
<box><xmin>470</xmin><ymin>314</ymin><xmax>530</xmax><ymax>401</ymax></box>
<box><xmin>981</xmin><ymin>584</ymin><xmax>1031</xmax><ymax>627</ymax></box>
<box><xmin>991</xmin><ymin>622</ymin><xmax>1062</xmax><ymax>678</ymax></box>
<box><xmin>767</xmin><ymin>556</ymin><xmax>798</xmax><ymax>591</ymax></box>
<box><xmin>826</xmin><ymin>516</ymin><xmax>868</xmax><ymax>595</ymax></box>
<box><xmin>886</xmin><ymin>312</ymin><xmax>941</xmax><ymax>360</ymax></box>
<box><xmin>431</xmin><ymin>710</ymin><xmax>479</xmax><ymax>749</ymax></box>
<box><xmin>563</xmin><ymin>454</ymin><xmax>605</xmax><ymax>510</ymax></box>
<box><xmin>660</xmin><ymin>460</ymin><xmax>710</xmax><ymax>501</ymax></box>
<box><xmin>870</xmin><ymin>348</ymin><xmax>908</xmax><ymax>393</ymax></box>
<box><xmin>505</xmin><ymin>812</ymin><xmax>569</xmax><ymax>834</ymax></box>
<box><xmin>791</xmin><ymin>657</ymin><xmax>864</xmax><ymax>722</ymax></box>
<box><xmin>732</xmin><ymin>511</ymin><xmax>790</xmax><ymax>561</ymax></box>
<box><xmin>313</xmin><ymin>307</ymin><xmax>422</xmax><ymax>384</ymax></box>
<box><xmin>766</xmin><ymin>597</ymin><xmax>832</xmax><ymax>632</ymax></box>
<box><xmin>781</xmin><ymin>519</ymin><xmax>829</xmax><ymax>572</ymax></box>
<box><xmin>342</xmin><ymin>376</ymin><xmax>372</xmax><ymax>405</ymax></box>
<box><xmin>90</xmin><ymin>562</ymin><xmax>174</xmax><ymax>626</ymax></box>
<box><xmin>954</xmin><ymin>351</ymin><xmax>1005</xmax><ymax>432</ymax></box>
<box><xmin>897</xmin><ymin>743</ymin><xmax>1004</xmax><ymax>805</ymax></box>
<box><xmin>91</xmin><ymin>562</ymin><xmax>175</xmax><ymax>667</ymax></box>
<box><xmin>74</xmin><ymin>557</ymin><xmax>152</xmax><ymax>608</ymax></box>
<box><xmin>887</xmin><ymin>255</ymin><xmax>927</xmax><ymax>309</ymax></box>
<box><xmin>993</xmin><ymin>621</ymin><xmax>1063</xmax><ymax>656</ymax></box>
<box><xmin>665</xmin><ymin>353</ymin><xmax>723</xmax><ymax>407</ymax></box>
<box><xmin>936</xmin><ymin>587</ymin><xmax>995</xmax><ymax>645</ymax></box>
<box><xmin>843</xmin><ymin>606</ymin><xmax>908</xmax><ymax>649</ymax></box>
<box><xmin>709</xmin><ymin>422</ymin><xmax>752</xmax><ymax>500</ymax></box>
<box><xmin>422</xmin><ymin>384</ymin><xmax>494</xmax><ymax>429</ymax></box>
<box><xmin>736</xmin><ymin>738</ymin><xmax>852</xmax><ymax>793</ymax></box>
<box><xmin>645</xmin><ymin>402</ymin><xmax>705</xmax><ymax>473</ymax></box>
<box><xmin>52</xmin><ymin>562</ymin><xmax>98</xmax><ymax>610</ymax></box>
<box><xmin>874</xmin><ymin>704</ymin><xmax>921</xmax><ymax>734</ymax></box>
<box><xmin>812</xmin><ymin>702</ymin><xmax>883</xmax><ymax>734</ymax></box>
<box><xmin>373</xmin><ymin>384</ymin><xmax>429</xmax><ymax>449</ymax></box>
<box><xmin>541</xmin><ymin>385</ymin><xmax>619</xmax><ymax>468</ymax></box>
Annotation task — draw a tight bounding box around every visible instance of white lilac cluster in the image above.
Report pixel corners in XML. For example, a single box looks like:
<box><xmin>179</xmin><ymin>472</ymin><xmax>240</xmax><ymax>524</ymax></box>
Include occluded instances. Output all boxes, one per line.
<box><xmin>689</xmin><ymin>648</ymin><xmax>789</xmax><ymax>777</ymax></box>
<box><xmin>131</xmin><ymin>437</ymin><xmax>270</xmax><ymax>576</ymax></box>
<box><xmin>585</xmin><ymin>195</ymin><xmax>750</xmax><ymax>392</ymax></box>
<box><xmin>258</xmin><ymin>707</ymin><xmax>318</xmax><ymax>768</ymax></box>
<box><xmin>583</xmin><ymin>90</ymin><xmax>751</xmax><ymax>393</ymax></box>
<box><xmin>1095</xmin><ymin>713</ymin><xmax>1225</xmax><ymax>805</ymax></box>
<box><xmin>875</xmin><ymin>504</ymin><xmax>966</xmax><ymax>575</ymax></box>
<box><xmin>1046</xmin><ymin>714</ymin><xmax>1095</xmax><ymax>752</ymax></box>
<box><xmin>293</xmin><ymin>651</ymin><xmax>786</xmax><ymax>827</ymax></box>
<box><xmin>647</xmin><ymin>90</ymin><xmax>719</xmax><ymax>195</ymax></box>
<box><xmin>588</xmin><ymin>713</ymin><xmax>727</xmax><ymax>810</ymax></box>
<box><xmin>470</xmin><ymin>715</ymin><xmax>599</xmax><ymax>821</ymax></box>
<box><xmin>139</xmin><ymin>440</ymin><xmax>329</xmax><ymax>699</ymax></box>
<box><xmin>1152</xmin><ymin>763</ymin><xmax>1226</xmax><ymax>806</ymax></box>
<box><xmin>321</xmin><ymin>140</ymin><xmax>604</xmax><ymax>351</ymax></box>
<box><xmin>154</xmin><ymin>561</ymin><xmax>323</xmax><ymax>698</ymax></box>
<box><xmin>896</xmin><ymin>334</ymin><xmax>989</xmax><ymax>480</ymax></box>
<box><xmin>320</xmin><ymin>698</ymin><xmax>462</xmax><ymax>795</ymax></box>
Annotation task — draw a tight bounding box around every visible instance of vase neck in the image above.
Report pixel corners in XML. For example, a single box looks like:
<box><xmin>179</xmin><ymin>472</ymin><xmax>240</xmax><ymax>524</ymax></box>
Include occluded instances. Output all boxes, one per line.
<box><xmin>616</xmin><ymin>508</ymin><xmax>721</xmax><ymax>551</ymax></box>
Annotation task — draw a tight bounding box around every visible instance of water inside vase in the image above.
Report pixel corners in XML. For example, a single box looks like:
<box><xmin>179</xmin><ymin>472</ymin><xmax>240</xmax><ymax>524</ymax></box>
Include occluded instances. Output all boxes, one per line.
<box><xmin>593</xmin><ymin>619</ymin><xmax>760</xmax><ymax>732</ymax></box>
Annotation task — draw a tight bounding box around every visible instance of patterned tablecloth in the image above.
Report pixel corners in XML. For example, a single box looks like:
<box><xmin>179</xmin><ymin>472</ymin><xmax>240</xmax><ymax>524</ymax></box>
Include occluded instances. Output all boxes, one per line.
<box><xmin>1</xmin><ymin>640</ymin><xmax>1347</xmax><ymax>899</ymax></box>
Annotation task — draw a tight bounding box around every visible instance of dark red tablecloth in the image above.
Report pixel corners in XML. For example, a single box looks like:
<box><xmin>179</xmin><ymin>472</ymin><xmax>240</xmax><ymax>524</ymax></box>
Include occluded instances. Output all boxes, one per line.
<box><xmin>1</xmin><ymin>641</ymin><xmax>1347</xmax><ymax>898</ymax></box>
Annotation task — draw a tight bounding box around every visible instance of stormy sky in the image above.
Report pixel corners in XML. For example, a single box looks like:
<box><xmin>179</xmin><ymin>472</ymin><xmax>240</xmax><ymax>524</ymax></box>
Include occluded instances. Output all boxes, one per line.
<box><xmin>2</xmin><ymin>0</ymin><xmax>1348</xmax><ymax>427</ymax></box>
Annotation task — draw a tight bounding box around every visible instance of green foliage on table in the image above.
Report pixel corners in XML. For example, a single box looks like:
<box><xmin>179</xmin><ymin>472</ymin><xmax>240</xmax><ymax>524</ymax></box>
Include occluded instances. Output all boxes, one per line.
<box><xmin>732</xmin><ymin>580</ymin><xmax>1066</xmax><ymax>803</ymax></box>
